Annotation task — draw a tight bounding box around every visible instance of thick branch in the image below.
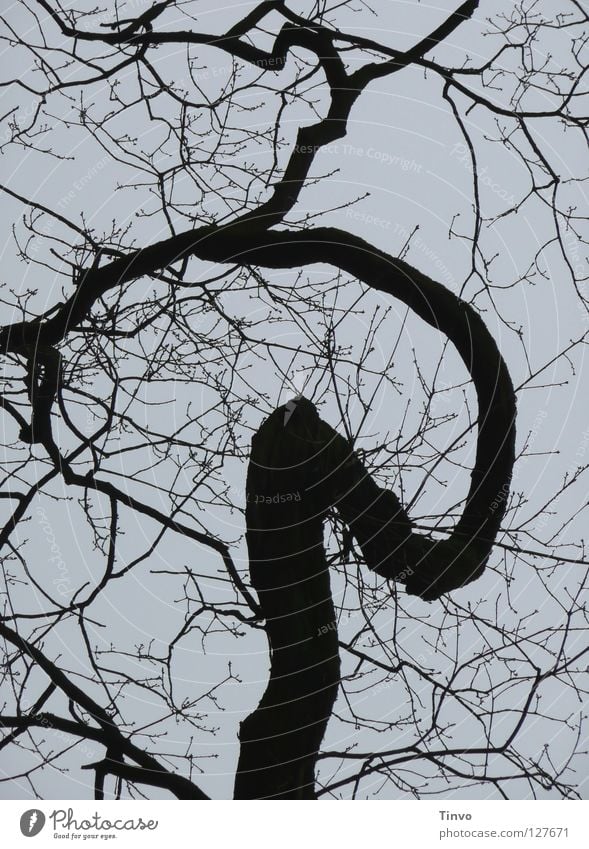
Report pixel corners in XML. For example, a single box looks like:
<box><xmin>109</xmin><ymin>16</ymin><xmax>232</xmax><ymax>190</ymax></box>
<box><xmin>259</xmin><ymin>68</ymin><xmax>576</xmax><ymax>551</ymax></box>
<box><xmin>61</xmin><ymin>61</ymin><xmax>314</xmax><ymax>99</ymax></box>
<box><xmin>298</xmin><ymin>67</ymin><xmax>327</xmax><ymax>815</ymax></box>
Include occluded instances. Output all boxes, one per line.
<box><xmin>0</xmin><ymin>222</ymin><xmax>516</xmax><ymax>596</ymax></box>
<box><xmin>195</xmin><ymin>226</ymin><xmax>516</xmax><ymax>598</ymax></box>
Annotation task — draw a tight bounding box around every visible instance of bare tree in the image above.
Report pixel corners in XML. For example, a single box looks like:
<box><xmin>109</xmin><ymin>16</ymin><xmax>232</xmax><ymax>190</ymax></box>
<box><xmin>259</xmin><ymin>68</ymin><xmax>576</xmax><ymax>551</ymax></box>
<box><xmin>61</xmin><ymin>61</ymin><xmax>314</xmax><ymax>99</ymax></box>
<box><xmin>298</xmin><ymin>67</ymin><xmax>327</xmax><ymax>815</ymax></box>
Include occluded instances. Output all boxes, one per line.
<box><xmin>1</xmin><ymin>0</ymin><xmax>588</xmax><ymax>800</ymax></box>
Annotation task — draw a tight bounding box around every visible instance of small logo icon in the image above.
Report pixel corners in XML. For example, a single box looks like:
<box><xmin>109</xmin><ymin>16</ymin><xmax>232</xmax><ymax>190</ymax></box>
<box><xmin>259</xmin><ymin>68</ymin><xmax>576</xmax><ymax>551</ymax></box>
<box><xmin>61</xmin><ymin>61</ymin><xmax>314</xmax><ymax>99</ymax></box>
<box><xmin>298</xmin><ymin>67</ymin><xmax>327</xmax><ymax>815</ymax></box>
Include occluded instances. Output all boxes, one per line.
<box><xmin>20</xmin><ymin>810</ymin><xmax>46</xmax><ymax>837</ymax></box>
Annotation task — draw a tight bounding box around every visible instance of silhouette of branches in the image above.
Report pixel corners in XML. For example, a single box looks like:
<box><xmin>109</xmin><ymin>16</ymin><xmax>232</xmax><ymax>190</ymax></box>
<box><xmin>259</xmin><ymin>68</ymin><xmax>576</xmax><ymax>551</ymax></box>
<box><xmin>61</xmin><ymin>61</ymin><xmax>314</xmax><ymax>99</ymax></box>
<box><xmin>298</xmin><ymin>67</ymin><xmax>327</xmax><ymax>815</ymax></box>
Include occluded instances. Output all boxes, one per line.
<box><xmin>0</xmin><ymin>0</ymin><xmax>587</xmax><ymax>800</ymax></box>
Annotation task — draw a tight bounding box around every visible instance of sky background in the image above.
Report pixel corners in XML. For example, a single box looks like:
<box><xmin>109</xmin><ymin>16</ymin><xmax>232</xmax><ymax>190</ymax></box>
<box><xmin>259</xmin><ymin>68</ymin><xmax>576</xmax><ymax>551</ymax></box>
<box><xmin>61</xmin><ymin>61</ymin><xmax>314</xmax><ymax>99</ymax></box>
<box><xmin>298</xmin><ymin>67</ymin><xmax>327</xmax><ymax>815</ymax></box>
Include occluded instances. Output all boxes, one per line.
<box><xmin>1</xmin><ymin>0</ymin><xmax>588</xmax><ymax>800</ymax></box>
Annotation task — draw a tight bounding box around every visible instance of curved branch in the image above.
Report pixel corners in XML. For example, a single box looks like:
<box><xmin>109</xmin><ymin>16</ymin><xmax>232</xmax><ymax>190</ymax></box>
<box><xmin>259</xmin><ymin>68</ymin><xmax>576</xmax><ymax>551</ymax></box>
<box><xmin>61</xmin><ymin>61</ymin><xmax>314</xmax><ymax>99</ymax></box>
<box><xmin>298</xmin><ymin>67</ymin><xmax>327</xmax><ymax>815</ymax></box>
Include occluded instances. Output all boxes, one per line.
<box><xmin>235</xmin><ymin>257</ymin><xmax>515</xmax><ymax>792</ymax></box>
<box><xmin>0</xmin><ymin>221</ymin><xmax>516</xmax><ymax>597</ymax></box>
<box><xmin>196</xmin><ymin>226</ymin><xmax>517</xmax><ymax>599</ymax></box>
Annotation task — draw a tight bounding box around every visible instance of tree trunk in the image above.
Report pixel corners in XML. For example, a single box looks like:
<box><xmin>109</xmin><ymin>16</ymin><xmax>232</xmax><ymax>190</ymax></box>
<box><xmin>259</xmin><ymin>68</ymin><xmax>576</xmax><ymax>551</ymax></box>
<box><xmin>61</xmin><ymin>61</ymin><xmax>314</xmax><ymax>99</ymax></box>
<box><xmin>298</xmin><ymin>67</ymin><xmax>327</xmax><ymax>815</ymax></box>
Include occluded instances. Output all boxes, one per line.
<box><xmin>233</xmin><ymin>402</ymin><xmax>341</xmax><ymax>799</ymax></box>
<box><xmin>234</xmin><ymin>374</ymin><xmax>514</xmax><ymax>797</ymax></box>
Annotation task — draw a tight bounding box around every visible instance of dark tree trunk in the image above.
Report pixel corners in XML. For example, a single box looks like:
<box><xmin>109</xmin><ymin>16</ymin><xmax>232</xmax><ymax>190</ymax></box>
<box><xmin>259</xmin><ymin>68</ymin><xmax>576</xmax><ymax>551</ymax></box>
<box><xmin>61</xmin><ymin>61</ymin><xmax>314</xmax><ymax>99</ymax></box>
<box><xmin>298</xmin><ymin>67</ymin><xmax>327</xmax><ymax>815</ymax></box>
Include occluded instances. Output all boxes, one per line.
<box><xmin>233</xmin><ymin>398</ymin><xmax>423</xmax><ymax>799</ymax></box>
<box><xmin>234</xmin><ymin>360</ymin><xmax>515</xmax><ymax>797</ymax></box>
<box><xmin>233</xmin><ymin>402</ymin><xmax>341</xmax><ymax>799</ymax></box>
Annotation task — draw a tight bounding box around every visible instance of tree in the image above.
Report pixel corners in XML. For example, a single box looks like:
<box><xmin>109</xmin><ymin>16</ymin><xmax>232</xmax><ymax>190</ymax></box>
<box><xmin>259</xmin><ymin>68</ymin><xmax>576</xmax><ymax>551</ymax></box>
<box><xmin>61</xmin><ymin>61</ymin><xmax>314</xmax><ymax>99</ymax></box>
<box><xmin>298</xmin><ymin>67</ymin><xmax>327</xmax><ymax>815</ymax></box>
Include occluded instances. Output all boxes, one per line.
<box><xmin>0</xmin><ymin>0</ymin><xmax>588</xmax><ymax>801</ymax></box>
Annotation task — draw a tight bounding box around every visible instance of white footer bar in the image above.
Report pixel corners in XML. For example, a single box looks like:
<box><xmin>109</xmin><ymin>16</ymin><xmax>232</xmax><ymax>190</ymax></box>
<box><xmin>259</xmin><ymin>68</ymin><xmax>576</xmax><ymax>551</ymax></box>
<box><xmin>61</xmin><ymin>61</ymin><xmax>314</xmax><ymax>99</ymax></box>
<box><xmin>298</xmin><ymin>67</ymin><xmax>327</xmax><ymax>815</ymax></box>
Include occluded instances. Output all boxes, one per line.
<box><xmin>1</xmin><ymin>799</ymin><xmax>587</xmax><ymax>848</ymax></box>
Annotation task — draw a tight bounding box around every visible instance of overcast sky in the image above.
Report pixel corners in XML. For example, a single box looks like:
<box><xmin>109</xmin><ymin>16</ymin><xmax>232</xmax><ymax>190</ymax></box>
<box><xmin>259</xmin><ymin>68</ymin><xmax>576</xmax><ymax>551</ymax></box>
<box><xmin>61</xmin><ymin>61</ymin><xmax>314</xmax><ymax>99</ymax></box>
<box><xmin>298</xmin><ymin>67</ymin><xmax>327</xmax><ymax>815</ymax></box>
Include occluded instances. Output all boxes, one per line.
<box><xmin>1</xmin><ymin>0</ymin><xmax>588</xmax><ymax>800</ymax></box>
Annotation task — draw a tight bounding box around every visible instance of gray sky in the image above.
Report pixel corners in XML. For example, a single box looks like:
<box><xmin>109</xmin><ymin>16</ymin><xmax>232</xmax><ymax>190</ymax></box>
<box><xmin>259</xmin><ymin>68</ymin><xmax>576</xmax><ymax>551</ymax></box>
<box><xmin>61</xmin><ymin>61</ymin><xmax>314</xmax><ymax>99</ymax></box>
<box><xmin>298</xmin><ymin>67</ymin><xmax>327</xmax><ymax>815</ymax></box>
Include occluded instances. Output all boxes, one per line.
<box><xmin>1</xmin><ymin>0</ymin><xmax>588</xmax><ymax>800</ymax></box>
